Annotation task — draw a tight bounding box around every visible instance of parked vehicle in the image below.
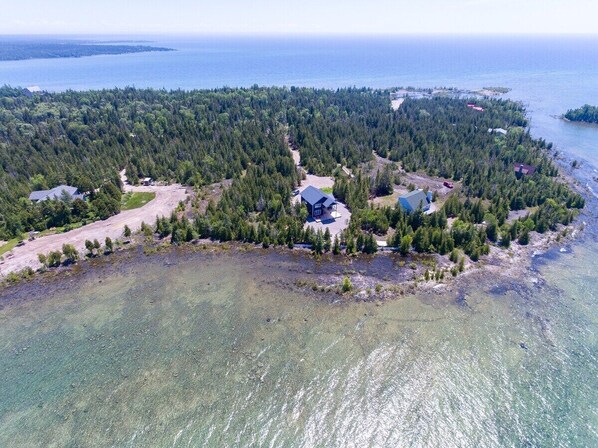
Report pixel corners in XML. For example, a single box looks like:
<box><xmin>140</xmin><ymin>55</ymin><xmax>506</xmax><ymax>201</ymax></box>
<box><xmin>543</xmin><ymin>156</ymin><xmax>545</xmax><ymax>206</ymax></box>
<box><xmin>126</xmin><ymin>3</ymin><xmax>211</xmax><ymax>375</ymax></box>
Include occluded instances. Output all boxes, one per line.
<box><xmin>443</xmin><ymin>181</ymin><xmax>454</xmax><ymax>189</ymax></box>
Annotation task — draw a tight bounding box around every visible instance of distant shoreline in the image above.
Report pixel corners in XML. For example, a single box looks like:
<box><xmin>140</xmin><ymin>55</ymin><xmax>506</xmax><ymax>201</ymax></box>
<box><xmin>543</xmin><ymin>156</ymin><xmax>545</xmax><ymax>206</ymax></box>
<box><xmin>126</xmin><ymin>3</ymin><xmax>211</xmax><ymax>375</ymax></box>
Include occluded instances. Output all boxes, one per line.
<box><xmin>0</xmin><ymin>40</ymin><xmax>175</xmax><ymax>62</ymax></box>
<box><xmin>560</xmin><ymin>116</ymin><xmax>598</xmax><ymax>129</ymax></box>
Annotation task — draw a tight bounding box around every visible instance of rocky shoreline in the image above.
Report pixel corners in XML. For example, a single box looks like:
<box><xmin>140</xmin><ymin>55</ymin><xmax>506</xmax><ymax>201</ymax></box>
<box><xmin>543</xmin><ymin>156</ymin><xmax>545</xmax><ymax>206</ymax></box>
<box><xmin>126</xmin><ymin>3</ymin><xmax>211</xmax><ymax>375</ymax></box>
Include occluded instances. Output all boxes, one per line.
<box><xmin>0</xmin><ymin>216</ymin><xmax>584</xmax><ymax>307</ymax></box>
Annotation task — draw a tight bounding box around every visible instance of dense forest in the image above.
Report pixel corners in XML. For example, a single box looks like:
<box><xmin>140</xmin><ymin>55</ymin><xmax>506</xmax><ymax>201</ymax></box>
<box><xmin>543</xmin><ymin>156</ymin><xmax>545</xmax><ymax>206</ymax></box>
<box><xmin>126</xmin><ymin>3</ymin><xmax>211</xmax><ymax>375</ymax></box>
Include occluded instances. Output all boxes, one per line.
<box><xmin>564</xmin><ymin>104</ymin><xmax>598</xmax><ymax>124</ymax></box>
<box><xmin>0</xmin><ymin>86</ymin><xmax>584</xmax><ymax>260</ymax></box>
<box><xmin>0</xmin><ymin>40</ymin><xmax>173</xmax><ymax>61</ymax></box>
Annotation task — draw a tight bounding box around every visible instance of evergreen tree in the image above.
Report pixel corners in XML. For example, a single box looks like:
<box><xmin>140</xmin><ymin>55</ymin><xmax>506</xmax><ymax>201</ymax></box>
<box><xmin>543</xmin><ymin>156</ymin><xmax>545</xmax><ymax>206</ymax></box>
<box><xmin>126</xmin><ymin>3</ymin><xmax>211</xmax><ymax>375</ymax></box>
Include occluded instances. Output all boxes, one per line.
<box><xmin>62</xmin><ymin>244</ymin><xmax>79</xmax><ymax>264</ymax></box>
<box><xmin>332</xmin><ymin>235</ymin><xmax>341</xmax><ymax>255</ymax></box>
<box><xmin>104</xmin><ymin>237</ymin><xmax>113</xmax><ymax>254</ymax></box>
<box><xmin>518</xmin><ymin>229</ymin><xmax>530</xmax><ymax>245</ymax></box>
<box><xmin>400</xmin><ymin>235</ymin><xmax>412</xmax><ymax>256</ymax></box>
<box><xmin>323</xmin><ymin>228</ymin><xmax>332</xmax><ymax>252</ymax></box>
<box><xmin>85</xmin><ymin>239</ymin><xmax>94</xmax><ymax>257</ymax></box>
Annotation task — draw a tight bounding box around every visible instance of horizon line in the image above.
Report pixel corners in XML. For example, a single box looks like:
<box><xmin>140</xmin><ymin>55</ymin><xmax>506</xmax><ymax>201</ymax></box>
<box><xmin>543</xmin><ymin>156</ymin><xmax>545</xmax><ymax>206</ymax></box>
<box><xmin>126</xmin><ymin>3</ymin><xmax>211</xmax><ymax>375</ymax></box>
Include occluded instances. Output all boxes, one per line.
<box><xmin>2</xmin><ymin>31</ymin><xmax>598</xmax><ymax>38</ymax></box>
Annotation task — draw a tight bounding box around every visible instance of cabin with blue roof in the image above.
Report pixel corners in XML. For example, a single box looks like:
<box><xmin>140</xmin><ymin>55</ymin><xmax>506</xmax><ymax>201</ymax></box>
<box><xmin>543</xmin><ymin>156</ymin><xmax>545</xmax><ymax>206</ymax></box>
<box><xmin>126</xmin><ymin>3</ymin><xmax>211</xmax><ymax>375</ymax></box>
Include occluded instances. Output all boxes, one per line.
<box><xmin>398</xmin><ymin>189</ymin><xmax>432</xmax><ymax>213</ymax></box>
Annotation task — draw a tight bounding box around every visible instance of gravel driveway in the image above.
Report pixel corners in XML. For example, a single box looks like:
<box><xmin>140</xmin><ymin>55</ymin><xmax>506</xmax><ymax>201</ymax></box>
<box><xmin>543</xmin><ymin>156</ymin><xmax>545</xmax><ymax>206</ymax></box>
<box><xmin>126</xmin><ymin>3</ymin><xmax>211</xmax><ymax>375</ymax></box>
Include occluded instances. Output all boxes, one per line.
<box><xmin>0</xmin><ymin>184</ymin><xmax>187</xmax><ymax>277</ymax></box>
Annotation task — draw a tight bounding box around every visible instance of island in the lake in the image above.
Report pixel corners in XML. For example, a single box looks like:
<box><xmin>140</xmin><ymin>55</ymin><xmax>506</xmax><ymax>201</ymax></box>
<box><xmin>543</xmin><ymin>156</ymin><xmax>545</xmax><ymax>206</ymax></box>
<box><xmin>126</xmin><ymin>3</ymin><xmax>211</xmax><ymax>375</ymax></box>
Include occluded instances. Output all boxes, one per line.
<box><xmin>0</xmin><ymin>86</ymin><xmax>585</xmax><ymax>295</ymax></box>
<box><xmin>0</xmin><ymin>39</ymin><xmax>174</xmax><ymax>61</ymax></box>
<box><xmin>563</xmin><ymin>104</ymin><xmax>598</xmax><ymax>124</ymax></box>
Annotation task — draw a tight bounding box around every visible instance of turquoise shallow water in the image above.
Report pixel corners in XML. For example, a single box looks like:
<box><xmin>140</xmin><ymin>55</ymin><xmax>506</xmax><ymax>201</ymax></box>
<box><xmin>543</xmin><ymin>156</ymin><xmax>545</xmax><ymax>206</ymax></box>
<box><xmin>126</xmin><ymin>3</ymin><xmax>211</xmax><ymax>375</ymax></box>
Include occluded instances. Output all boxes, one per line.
<box><xmin>0</xmin><ymin>36</ymin><xmax>597</xmax><ymax>446</ymax></box>
<box><xmin>0</xmin><ymin>248</ymin><xmax>595</xmax><ymax>447</ymax></box>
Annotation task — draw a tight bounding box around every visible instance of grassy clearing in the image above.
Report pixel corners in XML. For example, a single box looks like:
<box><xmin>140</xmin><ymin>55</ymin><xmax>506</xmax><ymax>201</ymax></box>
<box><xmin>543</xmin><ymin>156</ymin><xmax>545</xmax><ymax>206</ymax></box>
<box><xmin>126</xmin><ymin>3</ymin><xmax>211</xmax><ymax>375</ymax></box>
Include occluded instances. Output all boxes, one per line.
<box><xmin>0</xmin><ymin>237</ymin><xmax>22</xmax><ymax>257</ymax></box>
<box><xmin>37</xmin><ymin>221</ymin><xmax>85</xmax><ymax>237</ymax></box>
<box><xmin>320</xmin><ymin>187</ymin><xmax>333</xmax><ymax>194</ymax></box>
<box><xmin>121</xmin><ymin>192</ymin><xmax>156</xmax><ymax>210</ymax></box>
<box><xmin>371</xmin><ymin>191</ymin><xmax>400</xmax><ymax>207</ymax></box>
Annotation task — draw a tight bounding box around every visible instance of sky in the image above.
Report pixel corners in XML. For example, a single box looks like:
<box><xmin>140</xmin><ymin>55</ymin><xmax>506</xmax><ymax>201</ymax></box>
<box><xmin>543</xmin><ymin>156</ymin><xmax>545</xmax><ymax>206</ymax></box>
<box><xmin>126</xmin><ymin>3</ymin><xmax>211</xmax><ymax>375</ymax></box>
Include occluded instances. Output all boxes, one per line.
<box><xmin>2</xmin><ymin>0</ymin><xmax>598</xmax><ymax>35</ymax></box>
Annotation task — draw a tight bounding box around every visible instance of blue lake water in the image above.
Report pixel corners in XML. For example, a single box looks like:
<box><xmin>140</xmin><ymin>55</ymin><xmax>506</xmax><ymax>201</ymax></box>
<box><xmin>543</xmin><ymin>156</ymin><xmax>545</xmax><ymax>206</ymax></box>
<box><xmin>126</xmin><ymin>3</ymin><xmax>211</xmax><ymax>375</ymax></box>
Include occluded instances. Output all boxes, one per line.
<box><xmin>0</xmin><ymin>36</ymin><xmax>596</xmax><ymax>447</ymax></box>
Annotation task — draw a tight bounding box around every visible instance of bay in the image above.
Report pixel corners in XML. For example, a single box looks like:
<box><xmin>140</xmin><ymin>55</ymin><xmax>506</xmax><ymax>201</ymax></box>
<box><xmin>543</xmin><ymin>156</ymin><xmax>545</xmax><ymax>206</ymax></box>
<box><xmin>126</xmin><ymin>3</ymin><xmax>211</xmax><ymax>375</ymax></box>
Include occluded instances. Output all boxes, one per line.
<box><xmin>0</xmin><ymin>35</ymin><xmax>596</xmax><ymax>447</ymax></box>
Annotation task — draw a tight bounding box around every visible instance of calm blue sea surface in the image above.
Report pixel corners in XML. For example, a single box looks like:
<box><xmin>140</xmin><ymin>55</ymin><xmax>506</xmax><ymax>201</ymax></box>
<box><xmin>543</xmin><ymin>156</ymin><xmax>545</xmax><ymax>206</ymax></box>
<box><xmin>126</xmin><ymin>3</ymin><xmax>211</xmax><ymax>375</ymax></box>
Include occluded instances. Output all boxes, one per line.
<box><xmin>0</xmin><ymin>36</ymin><xmax>596</xmax><ymax>447</ymax></box>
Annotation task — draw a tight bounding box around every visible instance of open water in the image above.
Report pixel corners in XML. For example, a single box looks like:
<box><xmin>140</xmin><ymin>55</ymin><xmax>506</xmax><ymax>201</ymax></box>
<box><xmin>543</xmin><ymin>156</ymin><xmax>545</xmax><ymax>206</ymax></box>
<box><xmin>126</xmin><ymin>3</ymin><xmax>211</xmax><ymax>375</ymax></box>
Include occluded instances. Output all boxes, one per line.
<box><xmin>0</xmin><ymin>36</ymin><xmax>596</xmax><ymax>447</ymax></box>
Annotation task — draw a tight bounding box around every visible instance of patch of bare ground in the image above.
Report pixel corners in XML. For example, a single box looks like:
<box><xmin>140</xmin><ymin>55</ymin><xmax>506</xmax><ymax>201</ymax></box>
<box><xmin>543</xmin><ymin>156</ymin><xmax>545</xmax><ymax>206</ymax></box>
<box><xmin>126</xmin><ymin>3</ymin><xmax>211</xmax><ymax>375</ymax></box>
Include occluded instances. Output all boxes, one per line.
<box><xmin>391</xmin><ymin>98</ymin><xmax>405</xmax><ymax>110</ymax></box>
<box><xmin>194</xmin><ymin>179</ymin><xmax>233</xmax><ymax>215</ymax></box>
<box><xmin>369</xmin><ymin>151</ymin><xmax>399</xmax><ymax>171</ymax></box>
<box><xmin>402</xmin><ymin>172</ymin><xmax>454</xmax><ymax>196</ymax></box>
<box><xmin>506</xmin><ymin>208</ymin><xmax>535</xmax><ymax>224</ymax></box>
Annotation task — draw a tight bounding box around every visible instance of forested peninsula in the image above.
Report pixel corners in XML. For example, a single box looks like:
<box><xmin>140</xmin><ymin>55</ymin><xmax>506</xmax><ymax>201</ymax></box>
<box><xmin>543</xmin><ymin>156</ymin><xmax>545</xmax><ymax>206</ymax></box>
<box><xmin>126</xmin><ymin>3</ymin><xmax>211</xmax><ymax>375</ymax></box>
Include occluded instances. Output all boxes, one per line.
<box><xmin>0</xmin><ymin>41</ymin><xmax>173</xmax><ymax>61</ymax></box>
<box><xmin>564</xmin><ymin>104</ymin><xmax>598</xmax><ymax>124</ymax></box>
<box><xmin>0</xmin><ymin>86</ymin><xmax>584</xmax><ymax>263</ymax></box>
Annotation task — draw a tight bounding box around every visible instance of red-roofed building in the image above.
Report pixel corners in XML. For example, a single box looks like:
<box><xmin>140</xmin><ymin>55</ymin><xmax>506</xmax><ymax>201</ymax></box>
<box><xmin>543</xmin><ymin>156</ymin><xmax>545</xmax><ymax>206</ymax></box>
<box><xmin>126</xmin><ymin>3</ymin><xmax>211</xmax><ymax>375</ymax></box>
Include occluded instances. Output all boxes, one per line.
<box><xmin>514</xmin><ymin>163</ymin><xmax>536</xmax><ymax>176</ymax></box>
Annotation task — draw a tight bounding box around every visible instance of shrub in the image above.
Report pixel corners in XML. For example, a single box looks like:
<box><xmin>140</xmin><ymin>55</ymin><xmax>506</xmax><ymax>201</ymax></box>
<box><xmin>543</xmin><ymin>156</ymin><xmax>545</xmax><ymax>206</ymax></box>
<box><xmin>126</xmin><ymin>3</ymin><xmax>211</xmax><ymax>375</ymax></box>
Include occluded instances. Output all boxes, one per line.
<box><xmin>62</xmin><ymin>244</ymin><xmax>79</xmax><ymax>264</ymax></box>
<box><xmin>85</xmin><ymin>239</ymin><xmax>95</xmax><ymax>257</ymax></box>
<box><xmin>332</xmin><ymin>235</ymin><xmax>341</xmax><ymax>255</ymax></box>
<box><xmin>518</xmin><ymin>229</ymin><xmax>530</xmax><ymax>245</ymax></box>
<box><xmin>38</xmin><ymin>253</ymin><xmax>48</xmax><ymax>268</ymax></box>
<box><xmin>20</xmin><ymin>267</ymin><xmax>34</xmax><ymax>279</ymax></box>
<box><xmin>47</xmin><ymin>251</ymin><xmax>62</xmax><ymax>267</ymax></box>
<box><xmin>341</xmin><ymin>276</ymin><xmax>353</xmax><ymax>293</ymax></box>
<box><xmin>141</xmin><ymin>221</ymin><xmax>153</xmax><ymax>237</ymax></box>
<box><xmin>449</xmin><ymin>249</ymin><xmax>459</xmax><ymax>263</ymax></box>
<box><xmin>5</xmin><ymin>272</ymin><xmax>21</xmax><ymax>284</ymax></box>
<box><xmin>400</xmin><ymin>235</ymin><xmax>412</xmax><ymax>256</ymax></box>
<box><xmin>104</xmin><ymin>237</ymin><xmax>113</xmax><ymax>254</ymax></box>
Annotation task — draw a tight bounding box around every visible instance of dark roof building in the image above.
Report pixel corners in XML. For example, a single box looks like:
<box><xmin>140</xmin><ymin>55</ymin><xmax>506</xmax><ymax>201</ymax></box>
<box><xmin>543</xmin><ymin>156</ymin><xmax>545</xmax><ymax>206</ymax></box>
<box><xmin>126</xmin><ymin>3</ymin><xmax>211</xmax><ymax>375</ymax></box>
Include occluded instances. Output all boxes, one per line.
<box><xmin>514</xmin><ymin>163</ymin><xmax>535</xmax><ymax>176</ymax></box>
<box><xmin>301</xmin><ymin>185</ymin><xmax>337</xmax><ymax>218</ymax></box>
<box><xmin>29</xmin><ymin>185</ymin><xmax>84</xmax><ymax>203</ymax></box>
<box><xmin>398</xmin><ymin>189</ymin><xmax>431</xmax><ymax>213</ymax></box>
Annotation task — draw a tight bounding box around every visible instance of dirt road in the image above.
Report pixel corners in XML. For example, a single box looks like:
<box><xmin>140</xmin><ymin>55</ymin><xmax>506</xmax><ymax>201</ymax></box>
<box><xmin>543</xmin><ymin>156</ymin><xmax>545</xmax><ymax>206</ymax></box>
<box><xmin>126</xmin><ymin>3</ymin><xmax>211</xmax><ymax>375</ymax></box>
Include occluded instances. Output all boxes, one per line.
<box><xmin>0</xmin><ymin>183</ymin><xmax>187</xmax><ymax>277</ymax></box>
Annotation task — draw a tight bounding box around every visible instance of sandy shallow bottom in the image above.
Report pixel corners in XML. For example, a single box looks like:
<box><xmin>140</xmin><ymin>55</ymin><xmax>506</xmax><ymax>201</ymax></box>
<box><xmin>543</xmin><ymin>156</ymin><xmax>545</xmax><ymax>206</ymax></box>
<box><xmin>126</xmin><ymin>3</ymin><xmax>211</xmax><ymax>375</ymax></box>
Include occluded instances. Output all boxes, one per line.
<box><xmin>0</xmin><ymin>245</ymin><xmax>596</xmax><ymax>447</ymax></box>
